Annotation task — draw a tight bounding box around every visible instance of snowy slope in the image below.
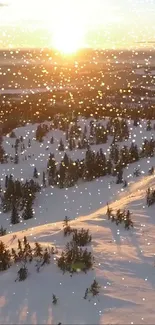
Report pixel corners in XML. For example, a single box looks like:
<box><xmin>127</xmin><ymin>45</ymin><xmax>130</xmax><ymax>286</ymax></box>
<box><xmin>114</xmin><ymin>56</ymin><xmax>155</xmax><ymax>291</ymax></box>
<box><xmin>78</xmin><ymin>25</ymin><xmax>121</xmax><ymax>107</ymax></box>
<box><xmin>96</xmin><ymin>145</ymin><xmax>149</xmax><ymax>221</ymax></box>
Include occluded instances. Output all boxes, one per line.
<box><xmin>0</xmin><ymin>117</ymin><xmax>155</xmax><ymax>324</ymax></box>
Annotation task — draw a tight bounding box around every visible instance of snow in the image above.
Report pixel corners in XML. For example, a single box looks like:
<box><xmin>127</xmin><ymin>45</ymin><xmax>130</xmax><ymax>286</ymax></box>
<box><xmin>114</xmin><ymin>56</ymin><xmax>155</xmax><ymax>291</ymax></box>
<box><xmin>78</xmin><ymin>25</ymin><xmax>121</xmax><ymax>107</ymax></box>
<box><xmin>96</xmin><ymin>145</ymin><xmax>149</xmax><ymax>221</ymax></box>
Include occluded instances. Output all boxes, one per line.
<box><xmin>0</xmin><ymin>117</ymin><xmax>155</xmax><ymax>324</ymax></box>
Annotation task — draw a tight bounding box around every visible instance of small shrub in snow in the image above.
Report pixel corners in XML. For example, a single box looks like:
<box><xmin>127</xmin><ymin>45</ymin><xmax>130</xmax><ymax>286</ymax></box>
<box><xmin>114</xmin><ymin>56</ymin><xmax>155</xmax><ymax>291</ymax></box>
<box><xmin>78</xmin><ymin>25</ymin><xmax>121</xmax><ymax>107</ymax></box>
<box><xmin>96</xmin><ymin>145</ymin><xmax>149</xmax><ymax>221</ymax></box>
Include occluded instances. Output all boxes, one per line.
<box><xmin>133</xmin><ymin>168</ymin><xmax>141</xmax><ymax>177</ymax></box>
<box><xmin>106</xmin><ymin>204</ymin><xmax>113</xmax><ymax>220</ymax></box>
<box><xmin>148</xmin><ymin>167</ymin><xmax>154</xmax><ymax>175</ymax></box>
<box><xmin>12</xmin><ymin>237</ymin><xmax>33</xmax><ymax>265</ymax></box>
<box><xmin>63</xmin><ymin>216</ymin><xmax>70</xmax><ymax>227</ymax></box>
<box><xmin>123</xmin><ymin>180</ymin><xmax>128</xmax><ymax>188</ymax></box>
<box><xmin>33</xmin><ymin>167</ymin><xmax>39</xmax><ymax>178</ymax></box>
<box><xmin>0</xmin><ymin>241</ymin><xmax>11</xmax><ymax>271</ymax></box>
<box><xmin>9</xmin><ymin>131</ymin><xmax>16</xmax><ymax>138</ymax></box>
<box><xmin>57</xmin><ymin>241</ymin><xmax>94</xmax><ymax>274</ymax></box>
<box><xmin>63</xmin><ymin>216</ymin><xmax>75</xmax><ymax>237</ymax></box>
<box><xmin>52</xmin><ymin>294</ymin><xmax>58</xmax><ymax>305</ymax></box>
<box><xmin>83</xmin><ymin>288</ymin><xmax>89</xmax><ymax>299</ymax></box>
<box><xmin>124</xmin><ymin>210</ymin><xmax>133</xmax><ymax>230</ymax></box>
<box><xmin>16</xmin><ymin>266</ymin><xmax>28</xmax><ymax>282</ymax></box>
<box><xmin>89</xmin><ymin>280</ymin><xmax>100</xmax><ymax>297</ymax></box>
<box><xmin>72</xmin><ymin>228</ymin><xmax>92</xmax><ymax>246</ymax></box>
<box><xmin>83</xmin><ymin>280</ymin><xmax>100</xmax><ymax>300</ymax></box>
<box><xmin>146</xmin><ymin>187</ymin><xmax>155</xmax><ymax>206</ymax></box>
<box><xmin>107</xmin><ymin>208</ymin><xmax>133</xmax><ymax>230</ymax></box>
<box><xmin>64</xmin><ymin>225</ymin><xmax>73</xmax><ymax>237</ymax></box>
<box><xmin>11</xmin><ymin>204</ymin><xmax>20</xmax><ymax>225</ymax></box>
<box><xmin>0</xmin><ymin>226</ymin><xmax>7</xmax><ymax>236</ymax></box>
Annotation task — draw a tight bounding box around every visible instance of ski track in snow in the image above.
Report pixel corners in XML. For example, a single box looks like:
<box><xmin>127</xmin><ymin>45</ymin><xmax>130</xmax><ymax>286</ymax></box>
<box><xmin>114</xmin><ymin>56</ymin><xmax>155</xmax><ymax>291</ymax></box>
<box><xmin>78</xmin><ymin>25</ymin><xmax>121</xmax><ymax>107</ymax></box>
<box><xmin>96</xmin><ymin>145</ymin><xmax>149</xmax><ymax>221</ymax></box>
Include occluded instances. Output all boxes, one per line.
<box><xmin>0</xmin><ymin>117</ymin><xmax>155</xmax><ymax>324</ymax></box>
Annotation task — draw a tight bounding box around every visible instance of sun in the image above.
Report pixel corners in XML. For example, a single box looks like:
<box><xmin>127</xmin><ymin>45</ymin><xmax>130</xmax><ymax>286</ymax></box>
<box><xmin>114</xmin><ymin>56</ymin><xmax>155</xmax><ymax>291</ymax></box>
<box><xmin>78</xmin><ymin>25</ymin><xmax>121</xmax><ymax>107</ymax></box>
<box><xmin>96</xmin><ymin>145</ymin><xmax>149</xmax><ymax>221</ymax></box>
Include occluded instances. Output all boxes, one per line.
<box><xmin>52</xmin><ymin>22</ymin><xmax>84</xmax><ymax>55</ymax></box>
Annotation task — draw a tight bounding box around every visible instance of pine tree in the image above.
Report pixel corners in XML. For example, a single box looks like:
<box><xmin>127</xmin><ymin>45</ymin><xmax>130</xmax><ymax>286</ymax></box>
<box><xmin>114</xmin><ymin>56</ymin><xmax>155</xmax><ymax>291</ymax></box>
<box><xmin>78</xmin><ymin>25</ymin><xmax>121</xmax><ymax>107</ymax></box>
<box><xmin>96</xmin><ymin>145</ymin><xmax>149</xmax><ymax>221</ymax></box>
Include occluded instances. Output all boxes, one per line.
<box><xmin>84</xmin><ymin>288</ymin><xmax>89</xmax><ymax>299</ymax></box>
<box><xmin>33</xmin><ymin>167</ymin><xmax>38</xmax><ymax>178</ymax></box>
<box><xmin>16</xmin><ymin>266</ymin><xmax>28</xmax><ymax>281</ymax></box>
<box><xmin>146</xmin><ymin>120</ymin><xmax>152</xmax><ymax>131</ymax></box>
<box><xmin>22</xmin><ymin>199</ymin><xmax>33</xmax><ymax>220</ymax></box>
<box><xmin>34</xmin><ymin>242</ymin><xmax>43</xmax><ymax>271</ymax></box>
<box><xmin>0</xmin><ymin>226</ymin><xmax>6</xmax><ymax>236</ymax></box>
<box><xmin>50</xmin><ymin>136</ymin><xmax>54</xmax><ymax>144</ymax></box>
<box><xmin>47</xmin><ymin>153</ymin><xmax>56</xmax><ymax>184</ymax></box>
<box><xmin>106</xmin><ymin>204</ymin><xmax>112</xmax><ymax>220</ymax></box>
<box><xmin>0</xmin><ymin>241</ymin><xmax>11</xmax><ymax>271</ymax></box>
<box><xmin>34</xmin><ymin>242</ymin><xmax>43</xmax><ymax>259</ymax></box>
<box><xmin>5</xmin><ymin>175</ymin><xmax>8</xmax><ymax>188</ymax></box>
<box><xmin>43</xmin><ymin>171</ymin><xmax>46</xmax><ymax>187</ymax></box>
<box><xmin>14</xmin><ymin>153</ymin><xmax>19</xmax><ymax>164</ymax></box>
<box><xmin>58</xmin><ymin>139</ymin><xmax>64</xmax><ymax>151</ymax></box>
<box><xmin>57</xmin><ymin>162</ymin><xmax>66</xmax><ymax>188</ymax></box>
<box><xmin>0</xmin><ymin>143</ymin><xmax>6</xmax><ymax>163</ymax></box>
<box><xmin>10</xmin><ymin>131</ymin><xmax>16</xmax><ymax>138</ymax></box>
<box><xmin>106</xmin><ymin>160</ymin><xmax>112</xmax><ymax>175</ymax></box>
<box><xmin>116</xmin><ymin>169</ymin><xmax>123</xmax><ymax>184</ymax></box>
<box><xmin>63</xmin><ymin>153</ymin><xmax>69</xmax><ymax>167</ymax></box>
<box><xmin>28</xmin><ymin>139</ymin><xmax>31</xmax><ymax>147</ymax></box>
<box><xmin>129</xmin><ymin>143</ymin><xmax>139</xmax><ymax>162</ymax></box>
<box><xmin>41</xmin><ymin>248</ymin><xmax>50</xmax><ymax>266</ymax></box>
<box><xmin>84</xmin><ymin>125</ymin><xmax>87</xmax><ymax>135</ymax></box>
<box><xmin>11</xmin><ymin>204</ymin><xmax>20</xmax><ymax>224</ymax></box>
<box><xmin>69</xmin><ymin>138</ymin><xmax>73</xmax><ymax>151</ymax></box>
<box><xmin>63</xmin><ymin>216</ymin><xmax>70</xmax><ymax>227</ymax></box>
<box><xmin>133</xmin><ymin>118</ymin><xmax>140</xmax><ymax>127</ymax></box>
<box><xmin>52</xmin><ymin>294</ymin><xmax>58</xmax><ymax>305</ymax></box>
<box><xmin>14</xmin><ymin>138</ymin><xmax>20</xmax><ymax>152</ymax></box>
<box><xmin>89</xmin><ymin>280</ymin><xmax>100</xmax><ymax>296</ymax></box>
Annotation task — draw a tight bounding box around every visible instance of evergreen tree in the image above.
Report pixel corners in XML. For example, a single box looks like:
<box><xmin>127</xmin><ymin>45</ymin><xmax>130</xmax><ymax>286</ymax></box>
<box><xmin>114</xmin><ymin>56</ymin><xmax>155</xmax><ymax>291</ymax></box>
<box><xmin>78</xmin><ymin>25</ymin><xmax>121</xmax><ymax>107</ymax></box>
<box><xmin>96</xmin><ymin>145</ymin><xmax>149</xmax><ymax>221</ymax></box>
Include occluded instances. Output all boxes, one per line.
<box><xmin>116</xmin><ymin>169</ymin><xmax>123</xmax><ymax>184</ymax></box>
<box><xmin>47</xmin><ymin>153</ymin><xmax>56</xmax><ymax>184</ymax></box>
<box><xmin>0</xmin><ymin>226</ymin><xmax>6</xmax><ymax>236</ymax></box>
<box><xmin>52</xmin><ymin>294</ymin><xmax>58</xmax><ymax>305</ymax></box>
<box><xmin>22</xmin><ymin>199</ymin><xmax>33</xmax><ymax>220</ymax></box>
<box><xmin>28</xmin><ymin>139</ymin><xmax>31</xmax><ymax>147</ymax></box>
<box><xmin>63</xmin><ymin>216</ymin><xmax>70</xmax><ymax>227</ymax></box>
<box><xmin>89</xmin><ymin>280</ymin><xmax>100</xmax><ymax>296</ymax></box>
<box><xmin>69</xmin><ymin>138</ymin><xmax>73</xmax><ymax>151</ymax></box>
<box><xmin>129</xmin><ymin>143</ymin><xmax>139</xmax><ymax>162</ymax></box>
<box><xmin>50</xmin><ymin>136</ymin><xmax>54</xmax><ymax>144</ymax></box>
<box><xmin>120</xmin><ymin>119</ymin><xmax>129</xmax><ymax>140</ymax></box>
<box><xmin>5</xmin><ymin>175</ymin><xmax>8</xmax><ymax>188</ymax></box>
<box><xmin>63</xmin><ymin>153</ymin><xmax>69</xmax><ymax>167</ymax></box>
<box><xmin>10</xmin><ymin>131</ymin><xmax>16</xmax><ymax>138</ymax></box>
<box><xmin>0</xmin><ymin>143</ymin><xmax>6</xmax><ymax>163</ymax></box>
<box><xmin>83</xmin><ymin>148</ymin><xmax>96</xmax><ymax>181</ymax></box>
<box><xmin>78</xmin><ymin>140</ymin><xmax>82</xmax><ymax>149</ymax></box>
<box><xmin>106</xmin><ymin>160</ymin><xmax>112</xmax><ymax>175</ymax></box>
<box><xmin>120</xmin><ymin>146</ymin><xmax>129</xmax><ymax>167</ymax></box>
<box><xmin>57</xmin><ymin>162</ymin><xmax>66</xmax><ymax>188</ymax></box>
<box><xmin>0</xmin><ymin>241</ymin><xmax>11</xmax><ymax>271</ymax></box>
<box><xmin>65</xmin><ymin>160</ymin><xmax>77</xmax><ymax>187</ymax></box>
<box><xmin>84</xmin><ymin>288</ymin><xmax>89</xmax><ymax>299</ymax></box>
<box><xmin>14</xmin><ymin>153</ymin><xmax>19</xmax><ymax>164</ymax></box>
<box><xmin>16</xmin><ymin>266</ymin><xmax>28</xmax><ymax>281</ymax></box>
<box><xmin>109</xmin><ymin>144</ymin><xmax>119</xmax><ymax>164</ymax></box>
<box><xmin>148</xmin><ymin>166</ymin><xmax>154</xmax><ymax>175</ymax></box>
<box><xmin>11</xmin><ymin>204</ymin><xmax>20</xmax><ymax>224</ymax></box>
<box><xmin>133</xmin><ymin>118</ymin><xmax>140</xmax><ymax>127</ymax></box>
<box><xmin>58</xmin><ymin>139</ymin><xmax>64</xmax><ymax>151</ymax></box>
<box><xmin>33</xmin><ymin>167</ymin><xmax>38</xmax><ymax>178</ymax></box>
<box><xmin>146</xmin><ymin>120</ymin><xmax>152</xmax><ymax>131</ymax></box>
<box><xmin>84</xmin><ymin>125</ymin><xmax>87</xmax><ymax>135</ymax></box>
<box><xmin>43</xmin><ymin>171</ymin><xmax>46</xmax><ymax>187</ymax></box>
<box><xmin>15</xmin><ymin>138</ymin><xmax>20</xmax><ymax>152</ymax></box>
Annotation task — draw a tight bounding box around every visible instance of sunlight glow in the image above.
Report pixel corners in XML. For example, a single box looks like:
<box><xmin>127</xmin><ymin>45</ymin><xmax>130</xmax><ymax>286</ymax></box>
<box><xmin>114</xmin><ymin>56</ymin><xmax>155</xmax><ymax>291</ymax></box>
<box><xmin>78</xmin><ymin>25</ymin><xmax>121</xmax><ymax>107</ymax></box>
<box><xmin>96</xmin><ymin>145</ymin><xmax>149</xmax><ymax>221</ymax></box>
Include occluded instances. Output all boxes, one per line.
<box><xmin>49</xmin><ymin>2</ymin><xmax>86</xmax><ymax>54</ymax></box>
<box><xmin>52</xmin><ymin>23</ymin><xmax>85</xmax><ymax>54</ymax></box>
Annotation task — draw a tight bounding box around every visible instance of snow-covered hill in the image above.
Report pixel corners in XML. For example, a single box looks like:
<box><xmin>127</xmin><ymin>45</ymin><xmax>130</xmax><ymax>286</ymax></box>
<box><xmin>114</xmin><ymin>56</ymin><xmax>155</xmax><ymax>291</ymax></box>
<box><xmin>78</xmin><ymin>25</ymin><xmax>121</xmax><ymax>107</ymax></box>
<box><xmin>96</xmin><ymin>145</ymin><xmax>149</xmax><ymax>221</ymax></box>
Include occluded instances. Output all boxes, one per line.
<box><xmin>0</xmin><ymin>117</ymin><xmax>155</xmax><ymax>324</ymax></box>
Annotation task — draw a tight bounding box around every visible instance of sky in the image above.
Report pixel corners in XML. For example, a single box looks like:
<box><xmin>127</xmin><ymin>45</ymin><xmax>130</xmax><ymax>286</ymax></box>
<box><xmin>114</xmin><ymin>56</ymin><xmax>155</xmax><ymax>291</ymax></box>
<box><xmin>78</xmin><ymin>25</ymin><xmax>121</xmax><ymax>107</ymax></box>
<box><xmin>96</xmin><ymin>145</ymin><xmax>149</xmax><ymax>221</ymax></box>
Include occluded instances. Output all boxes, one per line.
<box><xmin>0</xmin><ymin>0</ymin><xmax>155</xmax><ymax>50</ymax></box>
